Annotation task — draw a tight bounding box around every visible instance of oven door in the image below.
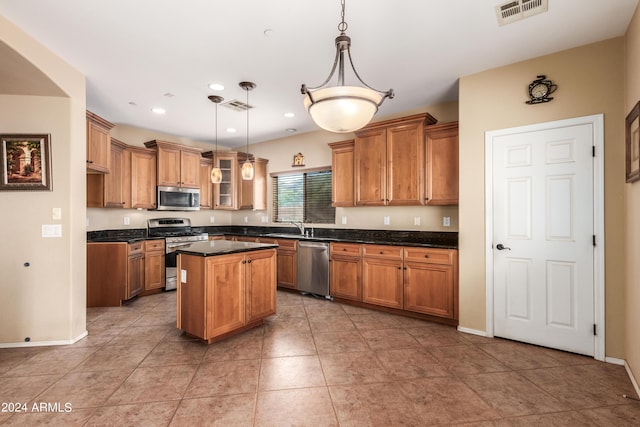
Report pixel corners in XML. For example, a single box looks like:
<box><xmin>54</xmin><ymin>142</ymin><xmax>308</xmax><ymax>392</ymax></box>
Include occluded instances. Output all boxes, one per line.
<box><xmin>165</xmin><ymin>242</ymin><xmax>194</xmax><ymax>290</ymax></box>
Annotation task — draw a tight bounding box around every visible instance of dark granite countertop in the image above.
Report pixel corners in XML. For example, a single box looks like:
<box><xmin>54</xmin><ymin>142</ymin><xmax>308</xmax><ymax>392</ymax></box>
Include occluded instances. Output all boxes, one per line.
<box><xmin>176</xmin><ymin>240</ymin><xmax>278</xmax><ymax>257</ymax></box>
<box><xmin>88</xmin><ymin>226</ymin><xmax>458</xmax><ymax>249</ymax></box>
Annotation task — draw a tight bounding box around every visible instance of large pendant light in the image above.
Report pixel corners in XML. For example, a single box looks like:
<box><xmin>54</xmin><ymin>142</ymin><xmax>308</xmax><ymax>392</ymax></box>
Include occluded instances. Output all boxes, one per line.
<box><xmin>301</xmin><ymin>0</ymin><xmax>394</xmax><ymax>133</ymax></box>
<box><xmin>240</xmin><ymin>81</ymin><xmax>255</xmax><ymax>180</ymax></box>
<box><xmin>208</xmin><ymin>95</ymin><xmax>223</xmax><ymax>184</ymax></box>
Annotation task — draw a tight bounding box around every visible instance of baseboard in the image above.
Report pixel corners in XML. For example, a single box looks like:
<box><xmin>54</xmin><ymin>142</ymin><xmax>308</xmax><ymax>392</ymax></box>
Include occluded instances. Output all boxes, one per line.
<box><xmin>625</xmin><ymin>361</ymin><xmax>640</xmax><ymax>398</ymax></box>
<box><xmin>605</xmin><ymin>356</ymin><xmax>625</xmax><ymax>366</ymax></box>
<box><xmin>0</xmin><ymin>330</ymin><xmax>88</xmax><ymax>349</ymax></box>
<box><xmin>457</xmin><ymin>326</ymin><xmax>488</xmax><ymax>337</ymax></box>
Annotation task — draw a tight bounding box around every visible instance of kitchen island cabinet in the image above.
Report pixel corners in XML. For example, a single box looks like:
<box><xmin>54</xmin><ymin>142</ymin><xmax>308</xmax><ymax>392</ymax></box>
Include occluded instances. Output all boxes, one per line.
<box><xmin>87</xmin><ymin>241</ymin><xmax>143</xmax><ymax>307</ymax></box>
<box><xmin>176</xmin><ymin>240</ymin><xmax>277</xmax><ymax>343</ymax></box>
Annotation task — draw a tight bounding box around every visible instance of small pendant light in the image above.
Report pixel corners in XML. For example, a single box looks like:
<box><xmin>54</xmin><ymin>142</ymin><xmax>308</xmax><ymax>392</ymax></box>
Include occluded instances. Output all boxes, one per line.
<box><xmin>240</xmin><ymin>81</ymin><xmax>255</xmax><ymax>180</ymax></box>
<box><xmin>208</xmin><ymin>95</ymin><xmax>223</xmax><ymax>184</ymax></box>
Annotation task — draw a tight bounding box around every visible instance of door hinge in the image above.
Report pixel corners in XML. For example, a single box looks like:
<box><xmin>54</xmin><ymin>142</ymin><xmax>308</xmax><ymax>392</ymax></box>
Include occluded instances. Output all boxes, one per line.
<box><xmin>593</xmin><ymin>235</ymin><xmax>596</xmax><ymax>247</ymax></box>
<box><xmin>592</xmin><ymin>146</ymin><xmax>596</xmax><ymax>157</ymax></box>
<box><xmin>593</xmin><ymin>324</ymin><xmax>597</xmax><ymax>336</ymax></box>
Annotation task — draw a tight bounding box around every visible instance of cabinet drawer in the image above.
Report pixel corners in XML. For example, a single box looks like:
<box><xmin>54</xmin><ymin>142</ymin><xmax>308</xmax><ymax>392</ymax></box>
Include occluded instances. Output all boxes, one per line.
<box><xmin>363</xmin><ymin>244</ymin><xmax>402</xmax><ymax>260</ymax></box>
<box><xmin>144</xmin><ymin>239</ymin><xmax>165</xmax><ymax>252</ymax></box>
<box><xmin>330</xmin><ymin>242</ymin><xmax>361</xmax><ymax>256</ymax></box>
<box><xmin>404</xmin><ymin>247</ymin><xmax>454</xmax><ymax>265</ymax></box>
<box><xmin>128</xmin><ymin>241</ymin><xmax>143</xmax><ymax>255</ymax></box>
<box><xmin>276</xmin><ymin>239</ymin><xmax>297</xmax><ymax>250</ymax></box>
<box><xmin>257</xmin><ymin>237</ymin><xmax>277</xmax><ymax>244</ymax></box>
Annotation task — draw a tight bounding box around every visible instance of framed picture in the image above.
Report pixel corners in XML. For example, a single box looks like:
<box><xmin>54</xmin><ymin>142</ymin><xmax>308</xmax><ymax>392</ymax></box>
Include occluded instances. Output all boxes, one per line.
<box><xmin>0</xmin><ymin>134</ymin><xmax>52</xmax><ymax>191</ymax></box>
<box><xmin>627</xmin><ymin>102</ymin><xmax>640</xmax><ymax>183</ymax></box>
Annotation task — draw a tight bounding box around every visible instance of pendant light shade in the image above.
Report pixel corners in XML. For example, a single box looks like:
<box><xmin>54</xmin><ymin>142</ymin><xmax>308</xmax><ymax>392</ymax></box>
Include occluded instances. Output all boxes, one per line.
<box><xmin>240</xmin><ymin>81</ymin><xmax>255</xmax><ymax>181</ymax></box>
<box><xmin>301</xmin><ymin>0</ymin><xmax>393</xmax><ymax>133</ymax></box>
<box><xmin>208</xmin><ymin>95</ymin><xmax>223</xmax><ymax>184</ymax></box>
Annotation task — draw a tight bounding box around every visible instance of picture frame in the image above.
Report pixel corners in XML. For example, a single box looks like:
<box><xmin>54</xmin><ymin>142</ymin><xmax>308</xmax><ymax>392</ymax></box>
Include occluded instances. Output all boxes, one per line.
<box><xmin>626</xmin><ymin>102</ymin><xmax>640</xmax><ymax>183</ymax></box>
<box><xmin>292</xmin><ymin>152</ymin><xmax>305</xmax><ymax>167</ymax></box>
<box><xmin>0</xmin><ymin>134</ymin><xmax>52</xmax><ymax>191</ymax></box>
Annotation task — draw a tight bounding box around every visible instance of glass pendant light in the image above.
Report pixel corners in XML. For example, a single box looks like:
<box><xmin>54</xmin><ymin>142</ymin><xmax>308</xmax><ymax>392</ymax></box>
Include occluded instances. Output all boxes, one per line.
<box><xmin>301</xmin><ymin>0</ymin><xmax>393</xmax><ymax>133</ymax></box>
<box><xmin>240</xmin><ymin>81</ymin><xmax>255</xmax><ymax>180</ymax></box>
<box><xmin>208</xmin><ymin>95</ymin><xmax>223</xmax><ymax>184</ymax></box>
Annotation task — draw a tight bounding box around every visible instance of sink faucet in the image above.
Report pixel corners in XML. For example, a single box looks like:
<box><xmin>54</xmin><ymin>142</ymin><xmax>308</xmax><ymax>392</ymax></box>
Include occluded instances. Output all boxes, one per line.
<box><xmin>290</xmin><ymin>221</ymin><xmax>305</xmax><ymax>235</ymax></box>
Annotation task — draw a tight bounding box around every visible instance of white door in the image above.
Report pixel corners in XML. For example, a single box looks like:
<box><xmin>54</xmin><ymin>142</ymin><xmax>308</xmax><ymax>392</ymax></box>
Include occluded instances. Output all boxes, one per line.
<box><xmin>491</xmin><ymin>121</ymin><xmax>595</xmax><ymax>356</ymax></box>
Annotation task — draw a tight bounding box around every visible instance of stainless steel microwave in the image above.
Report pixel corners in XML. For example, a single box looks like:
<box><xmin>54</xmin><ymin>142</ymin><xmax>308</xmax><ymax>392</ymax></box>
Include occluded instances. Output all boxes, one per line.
<box><xmin>156</xmin><ymin>186</ymin><xmax>200</xmax><ymax>211</ymax></box>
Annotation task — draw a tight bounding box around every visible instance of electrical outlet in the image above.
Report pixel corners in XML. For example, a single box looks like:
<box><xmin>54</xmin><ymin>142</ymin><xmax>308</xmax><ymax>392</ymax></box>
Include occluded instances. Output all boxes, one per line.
<box><xmin>383</xmin><ymin>216</ymin><xmax>390</xmax><ymax>225</ymax></box>
<box><xmin>414</xmin><ymin>217</ymin><xmax>421</xmax><ymax>226</ymax></box>
<box><xmin>210</xmin><ymin>216</ymin><xmax>215</xmax><ymax>224</ymax></box>
<box><xmin>123</xmin><ymin>216</ymin><xmax>130</xmax><ymax>225</ymax></box>
<box><xmin>261</xmin><ymin>215</ymin><xmax>268</xmax><ymax>223</ymax></box>
<box><xmin>243</xmin><ymin>216</ymin><xmax>249</xmax><ymax>223</ymax></box>
<box><xmin>341</xmin><ymin>216</ymin><xmax>347</xmax><ymax>225</ymax></box>
<box><xmin>443</xmin><ymin>216</ymin><xmax>451</xmax><ymax>227</ymax></box>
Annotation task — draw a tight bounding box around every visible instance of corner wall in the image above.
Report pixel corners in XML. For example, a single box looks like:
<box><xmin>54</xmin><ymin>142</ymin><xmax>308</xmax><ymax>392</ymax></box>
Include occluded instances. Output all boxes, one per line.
<box><xmin>0</xmin><ymin>15</ymin><xmax>86</xmax><ymax>345</ymax></box>
<box><xmin>459</xmin><ymin>38</ymin><xmax>626</xmax><ymax>358</ymax></box>
<box><xmin>624</xmin><ymin>5</ymin><xmax>640</xmax><ymax>389</ymax></box>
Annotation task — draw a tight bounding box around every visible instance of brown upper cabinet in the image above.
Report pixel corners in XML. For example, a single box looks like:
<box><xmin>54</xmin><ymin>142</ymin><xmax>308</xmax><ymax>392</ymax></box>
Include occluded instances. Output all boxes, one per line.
<box><xmin>199</xmin><ymin>157</ymin><xmax>213</xmax><ymax>209</ymax></box>
<box><xmin>86</xmin><ymin>110</ymin><xmax>115</xmax><ymax>173</ymax></box>
<box><xmin>424</xmin><ymin>122</ymin><xmax>459</xmax><ymax>205</ymax></box>
<box><xmin>203</xmin><ymin>151</ymin><xmax>268</xmax><ymax>211</ymax></box>
<box><xmin>328</xmin><ymin>140</ymin><xmax>355</xmax><ymax>207</ymax></box>
<box><xmin>354</xmin><ymin>113</ymin><xmax>437</xmax><ymax>206</ymax></box>
<box><xmin>144</xmin><ymin>140</ymin><xmax>201</xmax><ymax>188</ymax></box>
<box><xmin>129</xmin><ymin>147</ymin><xmax>157</xmax><ymax>209</ymax></box>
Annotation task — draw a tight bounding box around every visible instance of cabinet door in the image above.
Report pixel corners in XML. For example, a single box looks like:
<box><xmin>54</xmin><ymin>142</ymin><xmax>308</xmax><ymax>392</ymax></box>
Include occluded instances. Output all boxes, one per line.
<box><xmin>404</xmin><ymin>262</ymin><xmax>455</xmax><ymax>319</ymax></box>
<box><xmin>355</xmin><ymin>128</ymin><xmax>387</xmax><ymax>206</ymax></box>
<box><xmin>214</xmin><ymin>156</ymin><xmax>237</xmax><ymax>209</ymax></box>
<box><xmin>180</xmin><ymin>150</ymin><xmax>201</xmax><ymax>188</ymax></box>
<box><xmin>199</xmin><ymin>158</ymin><xmax>213</xmax><ymax>209</ymax></box>
<box><xmin>206</xmin><ymin>254</ymin><xmax>246</xmax><ymax>337</ymax></box>
<box><xmin>144</xmin><ymin>251</ymin><xmax>165</xmax><ymax>291</ymax></box>
<box><xmin>86</xmin><ymin>112</ymin><xmax>112</xmax><ymax>173</ymax></box>
<box><xmin>329</xmin><ymin>140</ymin><xmax>355</xmax><ymax>207</ymax></box>
<box><xmin>127</xmin><ymin>254</ymin><xmax>144</xmax><ymax>299</ymax></box>
<box><xmin>157</xmin><ymin>145</ymin><xmax>182</xmax><ymax>187</ymax></box>
<box><xmin>252</xmin><ymin>159</ymin><xmax>268</xmax><ymax>211</ymax></box>
<box><xmin>425</xmin><ymin>122</ymin><xmax>459</xmax><ymax>205</ymax></box>
<box><xmin>362</xmin><ymin>257</ymin><xmax>403</xmax><ymax>309</ymax></box>
<box><xmin>104</xmin><ymin>141</ymin><xmax>128</xmax><ymax>208</ymax></box>
<box><xmin>387</xmin><ymin>121</ymin><xmax>424</xmax><ymax>205</ymax></box>
<box><xmin>330</xmin><ymin>255</ymin><xmax>362</xmax><ymax>301</ymax></box>
<box><xmin>131</xmin><ymin>149</ymin><xmax>157</xmax><ymax>209</ymax></box>
<box><xmin>276</xmin><ymin>250</ymin><xmax>297</xmax><ymax>289</ymax></box>
<box><xmin>246</xmin><ymin>249</ymin><xmax>277</xmax><ymax>322</ymax></box>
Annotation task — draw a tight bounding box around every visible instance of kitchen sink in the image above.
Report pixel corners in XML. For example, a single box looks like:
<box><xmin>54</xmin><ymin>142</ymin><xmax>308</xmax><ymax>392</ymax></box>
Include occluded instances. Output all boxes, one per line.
<box><xmin>265</xmin><ymin>233</ymin><xmax>307</xmax><ymax>239</ymax></box>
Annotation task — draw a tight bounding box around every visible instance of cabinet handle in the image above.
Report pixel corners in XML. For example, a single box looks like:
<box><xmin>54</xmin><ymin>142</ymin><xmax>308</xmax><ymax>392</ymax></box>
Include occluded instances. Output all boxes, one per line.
<box><xmin>248</xmin><ymin>259</ymin><xmax>253</xmax><ymax>264</ymax></box>
<box><xmin>86</xmin><ymin>160</ymin><xmax>93</xmax><ymax>164</ymax></box>
<box><xmin>397</xmin><ymin>267</ymin><xmax>402</xmax><ymax>270</ymax></box>
<box><xmin>343</xmin><ymin>248</ymin><xmax>347</xmax><ymax>251</ymax></box>
<box><xmin>379</xmin><ymin>251</ymin><xmax>384</xmax><ymax>254</ymax></box>
<box><xmin>424</xmin><ymin>254</ymin><xmax>429</xmax><ymax>258</ymax></box>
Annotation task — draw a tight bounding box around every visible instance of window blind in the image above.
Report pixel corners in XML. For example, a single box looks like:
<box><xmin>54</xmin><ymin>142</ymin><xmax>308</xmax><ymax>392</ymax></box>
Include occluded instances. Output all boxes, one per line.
<box><xmin>272</xmin><ymin>169</ymin><xmax>335</xmax><ymax>224</ymax></box>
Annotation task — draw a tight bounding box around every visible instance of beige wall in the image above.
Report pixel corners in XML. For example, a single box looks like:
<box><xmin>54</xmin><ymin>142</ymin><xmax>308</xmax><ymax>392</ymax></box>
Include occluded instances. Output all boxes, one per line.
<box><xmin>0</xmin><ymin>16</ymin><xmax>86</xmax><ymax>345</ymax></box>
<box><xmin>625</xmin><ymin>6</ymin><xmax>640</xmax><ymax>388</ymax></box>
<box><xmin>459</xmin><ymin>38</ymin><xmax>626</xmax><ymax>358</ymax></box>
<box><xmin>89</xmin><ymin>102</ymin><xmax>460</xmax><ymax>232</ymax></box>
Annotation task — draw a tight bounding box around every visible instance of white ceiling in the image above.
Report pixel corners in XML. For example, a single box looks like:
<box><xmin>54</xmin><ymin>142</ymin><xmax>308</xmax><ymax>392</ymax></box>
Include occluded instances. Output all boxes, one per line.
<box><xmin>0</xmin><ymin>0</ymin><xmax>637</xmax><ymax>148</ymax></box>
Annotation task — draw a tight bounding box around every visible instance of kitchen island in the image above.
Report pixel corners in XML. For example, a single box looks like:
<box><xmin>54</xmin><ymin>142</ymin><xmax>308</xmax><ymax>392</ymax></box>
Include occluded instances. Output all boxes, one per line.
<box><xmin>176</xmin><ymin>240</ymin><xmax>278</xmax><ymax>343</ymax></box>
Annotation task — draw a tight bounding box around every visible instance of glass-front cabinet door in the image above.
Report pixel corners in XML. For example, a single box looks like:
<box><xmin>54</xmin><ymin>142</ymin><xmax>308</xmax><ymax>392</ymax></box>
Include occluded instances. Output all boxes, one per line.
<box><xmin>214</xmin><ymin>154</ymin><xmax>237</xmax><ymax>209</ymax></box>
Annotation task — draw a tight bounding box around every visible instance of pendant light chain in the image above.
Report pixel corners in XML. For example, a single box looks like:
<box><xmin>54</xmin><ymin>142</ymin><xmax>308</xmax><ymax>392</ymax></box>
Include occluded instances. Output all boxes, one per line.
<box><xmin>339</xmin><ymin>0</ymin><xmax>347</xmax><ymax>33</ymax></box>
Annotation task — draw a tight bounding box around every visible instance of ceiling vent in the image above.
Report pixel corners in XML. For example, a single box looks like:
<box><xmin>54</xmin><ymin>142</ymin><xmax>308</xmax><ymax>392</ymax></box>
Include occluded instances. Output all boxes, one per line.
<box><xmin>221</xmin><ymin>99</ymin><xmax>253</xmax><ymax>112</ymax></box>
<box><xmin>495</xmin><ymin>0</ymin><xmax>548</xmax><ymax>26</ymax></box>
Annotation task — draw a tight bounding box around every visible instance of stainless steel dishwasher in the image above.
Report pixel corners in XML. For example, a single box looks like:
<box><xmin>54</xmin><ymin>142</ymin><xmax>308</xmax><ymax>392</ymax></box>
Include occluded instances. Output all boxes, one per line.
<box><xmin>296</xmin><ymin>241</ymin><xmax>331</xmax><ymax>298</ymax></box>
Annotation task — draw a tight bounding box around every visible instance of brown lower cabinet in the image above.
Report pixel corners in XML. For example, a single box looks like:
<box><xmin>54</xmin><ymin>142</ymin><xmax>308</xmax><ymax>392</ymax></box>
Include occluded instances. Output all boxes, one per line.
<box><xmin>329</xmin><ymin>242</ymin><xmax>458</xmax><ymax>321</ymax></box>
<box><xmin>177</xmin><ymin>248</ymin><xmax>277</xmax><ymax>343</ymax></box>
<box><xmin>274</xmin><ymin>239</ymin><xmax>297</xmax><ymax>290</ymax></box>
<box><xmin>87</xmin><ymin>239</ymin><xmax>165</xmax><ymax>307</ymax></box>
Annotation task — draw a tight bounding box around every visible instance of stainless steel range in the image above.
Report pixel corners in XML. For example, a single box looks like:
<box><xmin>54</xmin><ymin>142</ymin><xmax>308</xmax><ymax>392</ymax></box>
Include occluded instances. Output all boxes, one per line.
<box><xmin>147</xmin><ymin>218</ymin><xmax>208</xmax><ymax>291</ymax></box>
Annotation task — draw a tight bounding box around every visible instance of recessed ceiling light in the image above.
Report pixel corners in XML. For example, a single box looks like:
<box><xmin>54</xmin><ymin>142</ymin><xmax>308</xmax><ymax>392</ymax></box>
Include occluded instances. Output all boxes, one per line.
<box><xmin>151</xmin><ymin>107</ymin><xmax>166</xmax><ymax>115</ymax></box>
<box><xmin>163</xmin><ymin>92</ymin><xmax>175</xmax><ymax>98</ymax></box>
<box><xmin>226</xmin><ymin>128</ymin><xmax>237</xmax><ymax>133</ymax></box>
<box><xmin>209</xmin><ymin>83</ymin><xmax>225</xmax><ymax>91</ymax></box>
<box><xmin>286</xmin><ymin>128</ymin><xmax>297</xmax><ymax>133</ymax></box>
<box><xmin>284</xmin><ymin>112</ymin><xmax>295</xmax><ymax>118</ymax></box>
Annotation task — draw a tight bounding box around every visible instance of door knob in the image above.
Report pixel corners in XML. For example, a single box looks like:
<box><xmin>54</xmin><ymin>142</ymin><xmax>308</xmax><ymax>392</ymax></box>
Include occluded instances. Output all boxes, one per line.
<box><xmin>496</xmin><ymin>244</ymin><xmax>511</xmax><ymax>251</ymax></box>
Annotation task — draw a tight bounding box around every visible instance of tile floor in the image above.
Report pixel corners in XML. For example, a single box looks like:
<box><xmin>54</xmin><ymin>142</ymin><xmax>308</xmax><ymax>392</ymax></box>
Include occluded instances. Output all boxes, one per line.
<box><xmin>1</xmin><ymin>290</ymin><xmax>639</xmax><ymax>426</ymax></box>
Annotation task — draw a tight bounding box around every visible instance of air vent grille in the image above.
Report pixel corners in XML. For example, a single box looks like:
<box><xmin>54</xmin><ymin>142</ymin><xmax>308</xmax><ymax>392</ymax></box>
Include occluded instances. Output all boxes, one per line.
<box><xmin>221</xmin><ymin>99</ymin><xmax>253</xmax><ymax>112</ymax></box>
<box><xmin>496</xmin><ymin>0</ymin><xmax>548</xmax><ymax>26</ymax></box>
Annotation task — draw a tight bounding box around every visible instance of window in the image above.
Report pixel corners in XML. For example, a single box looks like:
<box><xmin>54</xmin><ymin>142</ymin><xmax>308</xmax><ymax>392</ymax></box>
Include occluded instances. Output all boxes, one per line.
<box><xmin>272</xmin><ymin>169</ymin><xmax>335</xmax><ymax>224</ymax></box>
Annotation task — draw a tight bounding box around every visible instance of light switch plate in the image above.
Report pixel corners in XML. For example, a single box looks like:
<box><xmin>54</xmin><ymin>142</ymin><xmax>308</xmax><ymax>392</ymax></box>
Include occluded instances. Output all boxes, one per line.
<box><xmin>52</xmin><ymin>207</ymin><xmax>62</xmax><ymax>220</ymax></box>
<box><xmin>341</xmin><ymin>216</ymin><xmax>347</xmax><ymax>225</ymax></box>
<box><xmin>123</xmin><ymin>217</ymin><xmax>130</xmax><ymax>225</ymax></box>
<box><xmin>383</xmin><ymin>216</ymin><xmax>390</xmax><ymax>225</ymax></box>
<box><xmin>42</xmin><ymin>224</ymin><xmax>62</xmax><ymax>238</ymax></box>
<box><xmin>414</xmin><ymin>217</ymin><xmax>421</xmax><ymax>226</ymax></box>
<box><xmin>180</xmin><ymin>269</ymin><xmax>187</xmax><ymax>283</ymax></box>
<box><xmin>210</xmin><ymin>216</ymin><xmax>215</xmax><ymax>224</ymax></box>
